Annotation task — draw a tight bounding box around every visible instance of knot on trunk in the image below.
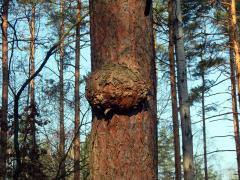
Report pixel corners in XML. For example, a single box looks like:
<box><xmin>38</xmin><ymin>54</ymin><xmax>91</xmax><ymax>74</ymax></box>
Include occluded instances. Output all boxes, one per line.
<box><xmin>86</xmin><ymin>63</ymin><xmax>149</xmax><ymax>112</ymax></box>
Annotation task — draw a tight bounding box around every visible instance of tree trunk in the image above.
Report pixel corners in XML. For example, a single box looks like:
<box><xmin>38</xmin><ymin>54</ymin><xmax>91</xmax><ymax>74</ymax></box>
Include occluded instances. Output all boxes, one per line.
<box><xmin>0</xmin><ymin>0</ymin><xmax>9</xmax><ymax>178</ymax></box>
<box><xmin>29</xmin><ymin>4</ymin><xmax>38</xmax><ymax>176</ymax></box>
<box><xmin>59</xmin><ymin>0</ymin><xmax>66</xmax><ymax>178</ymax></box>
<box><xmin>229</xmin><ymin>0</ymin><xmax>240</xmax><ymax>109</ymax></box>
<box><xmin>229</xmin><ymin>1</ymin><xmax>240</xmax><ymax>178</ymax></box>
<box><xmin>88</xmin><ymin>0</ymin><xmax>158</xmax><ymax>179</ymax></box>
<box><xmin>13</xmin><ymin>96</ymin><xmax>21</xmax><ymax>179</ymax></box>
<box><xmin>168</xmin><ymin>0</ymin><xmax>181</xmax><ymax>179</ymax></box>
<box><xmin>201</xmin><ymin>73</ymin><xmax>208</xmax><ymax>180</ymax></box>
<box><xmin>173</xmin><ymin>0</ymin><xmax>195</xmax><ymax>179</ymax></box>
<box><xmin>74</xmin><ymin>0</ymin><xmax>81</xmax><ymax>179</ymax></box>
<box><xmin>229</xmin><ymin>47</ymin><xmax>240</xmax><ymax>179</ymax></box>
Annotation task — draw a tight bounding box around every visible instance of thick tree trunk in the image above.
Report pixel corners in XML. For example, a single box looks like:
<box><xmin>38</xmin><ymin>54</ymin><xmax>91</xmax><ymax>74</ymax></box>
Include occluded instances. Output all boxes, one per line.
<box><xmin>59</xmin><ymin>0</ymin><xmax>66</xmax><ymax>178</ymax></box>
<box><xmin>168</xmin><ymin>0</ymin><xmax>181</xmax><ymax>179</ymax></box>
<box><xmin>88</xmin><ymin>0</ymin><xmax>157</xmax><ymax>179</ymax></box>
<box><xmin>173</xmin><ymin>0</ymin><xmax>195</xmax><ymax>179</ymax></box>
<box><xmin>201</xmin><ymin>73</ymin><xmax>208</xmax><ymax>180</ymax></box>
<box><xmin>230</xmin><ymin>48</ymin><xmax>240</xmax><ymax>179</ymax></box>
<box><xmin>0</xmin><ymin>0</ymin><xmax>9</xmax><ymax>178</ymax></box>
<box><xmin>74</xmin><ymin>0</ymin><xmax>81</xmax><ymax>179</ymax></box>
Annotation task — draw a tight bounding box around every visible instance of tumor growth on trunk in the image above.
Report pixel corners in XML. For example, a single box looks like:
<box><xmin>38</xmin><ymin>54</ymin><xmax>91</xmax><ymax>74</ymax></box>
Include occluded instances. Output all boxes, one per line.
<box><xmin>86</xmin><ymin>62</ymin><xmax>150</xmax><ymax>113</ymax></box>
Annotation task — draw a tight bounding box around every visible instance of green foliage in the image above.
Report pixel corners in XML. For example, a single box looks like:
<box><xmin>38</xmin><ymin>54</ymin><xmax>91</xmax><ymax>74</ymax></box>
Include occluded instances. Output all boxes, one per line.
<box><xmin>196</xmin><ymin>58</ymin><xmax>225</xmax><ymax>74</ymax></box>
<box><xmin>158</xmin><ymin>126</ymin><xmax>175</xmax><ymax>179</ymax></box>
<box><xmin>80</xmin><ymin>135</ymin><xmax>90</xmax><ymax>179</ymax></box>
<box><xmin>157</xmin><ymin>125</ymin><xmax>221</xmax><ymax>179</ymax></box>
<box><xmin>182</xmin><ymin>0</ymin><xmax>212</xmax><ymax>28</ymax></box>
<box><xmin>194</xmin><ymin>157</ymin><xmax>221</xmax><ymax>180</ymax></box>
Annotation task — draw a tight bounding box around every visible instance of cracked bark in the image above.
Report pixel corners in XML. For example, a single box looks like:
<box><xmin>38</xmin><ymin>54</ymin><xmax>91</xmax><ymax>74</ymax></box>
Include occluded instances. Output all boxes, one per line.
<box><xmin>89</xmin><ymin>0</ymin><xmax>157</xmax><ymax>179</ymax></box>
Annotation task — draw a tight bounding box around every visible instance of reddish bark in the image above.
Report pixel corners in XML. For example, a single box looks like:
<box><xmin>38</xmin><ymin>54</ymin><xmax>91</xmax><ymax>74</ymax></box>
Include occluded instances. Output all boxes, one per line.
<box><xmin>88</xmin><ymin>0</ymin><xmax>157</xmax><ymax>179</ymax></box>
<box><xmin>29</xmin><ymin>4</ymin><xmax>38</xmax><ymax>173</ymax></box>
<box><xmin>0</xmin><ymin>0</ymin><xmax>9</xmax><ymax>178</ymax></box>
<box><xmin>229</xmin><ymin>0</ymin><xmax>240</xmax><ymax>108</ymax></box>
<box><xmin>27</xmin><ymin>3</ymin><xmax>44</xmax><ymax>178</ymax></box>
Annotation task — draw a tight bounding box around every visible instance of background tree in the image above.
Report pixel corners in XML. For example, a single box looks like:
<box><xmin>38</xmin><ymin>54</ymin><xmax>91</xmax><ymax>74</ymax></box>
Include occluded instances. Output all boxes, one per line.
<box><xmin>173</xmin><ymin>0</ymin><xmax>195</xmax><ymax>178</ymax></box>
<box><xmin>74</xmin><ymin>0</ymin><xmax>81</xmax><ymax>179</ymax></box>
<box><xmin>168</xmin><ymin>0</ymin><xmax>181</xmax><ymax>179</ymax></box>
<box><xmin>0</xmin><ymin>0</ymin><xmax>10</xmax><ymax>178</ymax></box>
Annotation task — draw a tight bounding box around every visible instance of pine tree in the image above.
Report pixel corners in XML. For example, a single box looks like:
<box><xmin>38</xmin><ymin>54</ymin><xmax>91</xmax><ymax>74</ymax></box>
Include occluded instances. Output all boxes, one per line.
<box><xmin>168</xmin><ymin>0</ymin><xmax>181</xmax><ymax>179</ymax></box>
<box><xmin>228</xmin><ymin>1</ymin><xmax>240</xmax><ymax>177</ymax></box>
<box><xmin>87</xmin><ymin>0</ymin><xmax>157</xmax><ymax>178</ymax></box>
<box><xmin>173</xmin><ymin>0</ymin><xmax>195</xmax><ymax>178</ymax></box>
<box><xmin>58</xmin><ymin>0</ymin><xmax>66</xmax><ymax>178</ymax></box>
<box><xmin>0</xmin><ymin>0</ymin><xmax>10</xmax><ymax>178</ymax></box>
<box><xmin>74</xmin><ymin>0</ymin><xmax>81</xmax><ymax>179</ymax></box>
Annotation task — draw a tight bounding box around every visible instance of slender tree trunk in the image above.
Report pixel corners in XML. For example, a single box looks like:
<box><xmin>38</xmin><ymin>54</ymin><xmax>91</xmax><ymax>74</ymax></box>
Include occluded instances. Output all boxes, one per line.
<box><xmin>229</xmin><ymin>0</ymin><xmax>240</xmax><ymax>108</ymax></box>
<box><xmin>168</xmin><ymin>0</ymin><xmax>181</xmax><ymax>179</ymax></box>
<box><xmin>13</xmin><ymin>96</ymin><xmax>21</xmax><ymax>179</ymax></box>
<box><xmin>74</xmin><ymin>0</ymin><xmax>81</xmax><ymax>179</ymax></box>
<box><xmin>30</xmin><ymin>4</ymin><xmax>36</xmax><ymax>108</ymax></box>
<box><xmin>229</xmin><ymin>1</ymin><xmax>240</xmax><ymax>178</ymax></box>
<box><xmin>59</xmin><ymin>0</ymin><xmax>66</xmax><ymax>178</ymax></box>
<box><xmin>29</xmin><ymin>4</ymin><xmax>38</xmax><ymax>177</ymax></box>
<box><xmin>201</xmin><ymin>73</ymin><xmax>208</xmax><ymax>180</ymax></box>
<box><xmin>173</xmin><ymin>0</ymin><xmax>195</xmax><ymax>179</ymax></box>
<box><xmin>88</xmin><ymin>0</ymin><xmax>157</xmax><ymax>179</ymax></box>
<box><xmin>230</xmin><ymin>48</ymin><xmax>240</xmax><ymax>179</ymax></box>
<box><xmin>0</xmin><ymin>0</ymin><xmax>9</xmax><ymax>178</ymax></box>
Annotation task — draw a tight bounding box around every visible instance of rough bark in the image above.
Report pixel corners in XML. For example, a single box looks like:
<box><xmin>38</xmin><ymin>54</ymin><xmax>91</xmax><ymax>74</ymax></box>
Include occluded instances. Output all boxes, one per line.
<box><xmin>74</xmin><ymin>0</ymin><xmax>81</xmax><ymax>179</ymax></box>
<box><xmin>0</xmin><ymin>0</ymin><xmax>9</xmax><ymax>178</ymax></box>
<box><xmin>59</xmin><ymin>0</ymin><xmax>66</xmax><ymax>178</ymax></box>
<box><xmin>168</xmin><ymin>0</ymin><xmax>181</xmax><ymax>179</ymax></box>
<box><xmin>88</xmin><ymin>0</ymin><xmax>157</xmax><ymax>179</ymax></box>
<box><xmin>230</xmin><ymin>48</ymin><xmax>240</xmax><ymax>180</ymax></box>
<box><xmin>173</xmin><ymin>0</ymin><xmax>195</xmax><ymax>179</ymax></box>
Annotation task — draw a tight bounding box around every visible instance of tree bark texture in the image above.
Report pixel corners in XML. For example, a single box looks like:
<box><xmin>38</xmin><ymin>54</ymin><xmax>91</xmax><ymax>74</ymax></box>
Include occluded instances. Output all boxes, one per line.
<box><xmin>89</xmin><ymin>0</ymin><xmax>157</xmax><ymax>179</ymax></box>
<box><xmin>0</xmin><ymin>0</ymin><xmax>9</xmax><ymax>178</ymax></box>
<box><xmin>59</xmin><ymin>0</ymin><xmax>66</xmax><ymax>178</ymax></box>
<box><xmin>74</xmin><ymin>0</ymin><xmax>81</xmax><ymax>179</ymax></box>
<box><xmin>173</xmin><ymin>0</ymin><xmax>195</xmax><ymax>179</ymax></box>
<box><xmin>168</xmin><ymin>0</ymin><xmax>181</xmax><ymax>179</ymax></box>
